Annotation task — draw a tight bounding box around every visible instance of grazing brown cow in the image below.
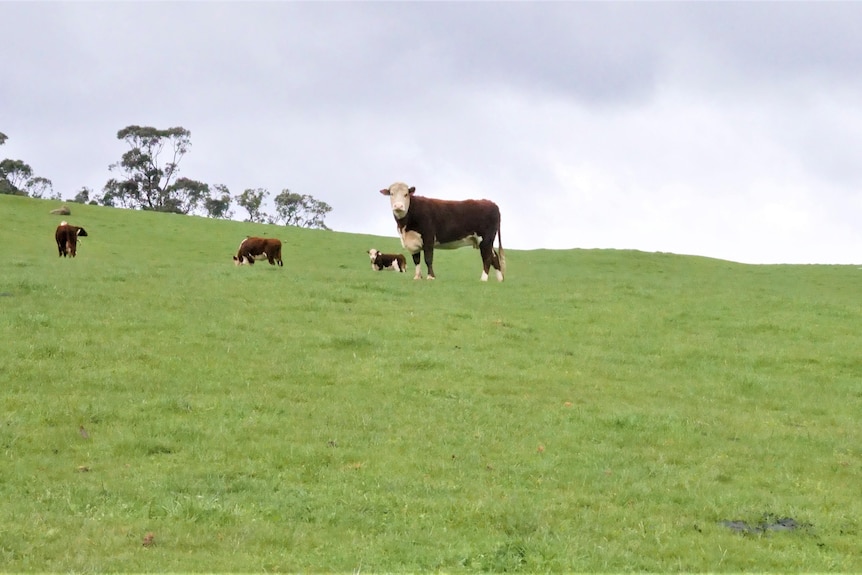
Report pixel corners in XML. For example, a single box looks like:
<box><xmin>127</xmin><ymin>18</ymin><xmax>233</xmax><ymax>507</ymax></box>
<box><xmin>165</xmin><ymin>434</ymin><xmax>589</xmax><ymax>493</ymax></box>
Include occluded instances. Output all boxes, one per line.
<box><xmin>367</xmin><ymin>249</ymin><xmax>407</xmax><ymax>272</ymax></box>
<box><xmin>55</xmin><ymin>221</ymin><xmax>88</xmax><ymax>258</ymax></box>
<box><xmin>233</xmin><ymin>236</ymin><xmax>283</xmax><ymax>266</ymax></box>
<box><xmin>379</xmin><ymin>182</ymin><xmax>505</xmax><ymax>281</ymax></box>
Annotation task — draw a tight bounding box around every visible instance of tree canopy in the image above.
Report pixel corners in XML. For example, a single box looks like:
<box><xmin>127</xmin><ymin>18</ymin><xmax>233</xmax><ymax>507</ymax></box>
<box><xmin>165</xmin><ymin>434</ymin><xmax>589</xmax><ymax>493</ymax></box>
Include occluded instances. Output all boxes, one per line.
<box><xmin>273</xmin><ymin>189</ymin><xmax>332</xmax><ymax>230</ymax></box>
<box><xmin>3</xmin><ymin>125</ymin><xmax>333</xmax><ymax>230</ymax></box>
<box><xmin>236</xmin><ymin>188</ymin><xmax>269</xmax><ymax>223</ymax></box>
<box><xmin>0</xmin><ymin>134</ymin><xmax>56</xmax><ymax>198</ymax></box>
<box><xmin>204</xmin><ymin>184</ymin><xmax>234</xmax><ymax>219</ymax></box>
<box><xmin>102</xmin><ymin>125</ymin><xmax>207</xmax><ymax>213</ymax></box>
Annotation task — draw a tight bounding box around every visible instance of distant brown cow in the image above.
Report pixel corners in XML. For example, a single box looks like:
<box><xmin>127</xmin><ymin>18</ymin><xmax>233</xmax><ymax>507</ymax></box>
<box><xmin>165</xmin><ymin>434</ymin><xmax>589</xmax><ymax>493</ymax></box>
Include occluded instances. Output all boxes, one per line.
<box><xmin>233</xmin><ymin>236</ymin><xmax>283</xmax><ymax>266</ymax></box>
<box><xmin>55</xmin><ymin>221</ymin><xmax>88</xmax><ymax>258</ymax></box>
<box><xmin>367</xmin><ymin>249</ymin><xmax>407</xmax><ymax>272</ymax></box>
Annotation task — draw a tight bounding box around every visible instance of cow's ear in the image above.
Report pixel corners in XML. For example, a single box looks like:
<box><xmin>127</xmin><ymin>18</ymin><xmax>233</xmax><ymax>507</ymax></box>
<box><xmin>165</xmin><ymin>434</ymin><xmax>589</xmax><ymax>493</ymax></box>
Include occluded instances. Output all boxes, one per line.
<box><xmin>379</xmin><ymin>188</ymin><xmax>390</xmax><ymax>196</ymax></box>
<box><xmin>408</xmin><ymin>187</ymin><xmax>416</xmax><ymax>195</ymax></box>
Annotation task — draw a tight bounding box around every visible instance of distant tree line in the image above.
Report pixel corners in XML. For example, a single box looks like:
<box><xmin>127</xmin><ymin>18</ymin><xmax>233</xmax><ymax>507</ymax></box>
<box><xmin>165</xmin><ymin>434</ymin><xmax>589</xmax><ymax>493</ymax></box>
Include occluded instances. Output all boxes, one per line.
<box><xmin>0</xmin><ymin>127</ymin><xmax>332</xmax><ymax>230</ymax></box>
<box><xmin>0</xmin><ymin>131</ymin><xmax>59</xmax><ymax>200</ymax></box>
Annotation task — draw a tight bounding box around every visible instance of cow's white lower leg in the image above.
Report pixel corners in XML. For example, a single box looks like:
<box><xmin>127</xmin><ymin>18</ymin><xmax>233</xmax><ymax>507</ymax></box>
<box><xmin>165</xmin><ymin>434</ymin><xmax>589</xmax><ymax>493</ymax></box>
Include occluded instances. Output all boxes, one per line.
<box><xmin>480</xmin><ymin>270</ymin><xmax>489</xmax><ymax>281</ymax></box>
<box><xmin>496</xmin><ymin>269</ymin><xmax>504</xmax><ymax>281</ymax></box>
<box><xmin>414</xmin><ymin>264</ymin><xmax>422</xmax><ymax>280</ymax></box>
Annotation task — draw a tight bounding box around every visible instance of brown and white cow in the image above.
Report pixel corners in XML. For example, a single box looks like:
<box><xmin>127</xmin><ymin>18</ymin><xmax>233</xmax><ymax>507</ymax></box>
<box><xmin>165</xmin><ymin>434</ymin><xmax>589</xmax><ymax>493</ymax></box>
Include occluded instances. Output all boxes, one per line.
<box><xmin>367</xmin><ymin>249</ymin><xmax>407</xmax><ymax>272</ymax></box>
<box><xmin>233</xmin><ymin>236</ymin><xmax>283</xmax><ymax>266</ymax></box>
<box><xmin>379</xmin><ymin>182</ymin><xmax>505</xmax><ymax>281</ymax></box>
<box><xmin>55</xmin><ymin>221</ymin><xmax>88</xmax><ymax>258</ymax></box>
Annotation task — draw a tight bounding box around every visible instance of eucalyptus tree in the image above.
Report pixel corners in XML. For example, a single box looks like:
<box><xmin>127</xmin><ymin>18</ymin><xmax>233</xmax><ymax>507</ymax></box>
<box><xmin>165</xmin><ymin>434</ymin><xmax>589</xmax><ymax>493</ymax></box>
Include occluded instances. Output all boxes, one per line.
<box><xmin>24</xmin><ymin>176</ymin><xmax>57</xmax><ymax>199</ymax></box>
<box><xmin>236</xmin><ymin>188</ymin><xmax>269</xmax><ymax>223</ymax></box>
<box><xmin>1</xmin><ymin>133</ymin><xmax>55</xmax><ymax>197</ymax></box>
<box><xmin>70</xmin><ymin>187</ymin><xmax>92</xmax><ymax>204</ymax></box>
<box><xmin>273</xmin><ymin>189</ymin><xmax>332</xmax><ymax>230</ymax></box>
<box><xmin>204</xmin><ymin>184</ymin><xmax>234</xmax><ymax>219</ymax></box>
<box><xmin>103</xmin><ymin>125</ymin><xmax>209</xmax><ymax>213</ymax></box>
<box><xmin>0</xmin><ymin>158</ymin><xmax>32</xmax><ymax>194</ymax></box>
<box><xmin>0</xmin><ymin>156</ymin><xmax>55</xmax><ymax>198</ymax></box>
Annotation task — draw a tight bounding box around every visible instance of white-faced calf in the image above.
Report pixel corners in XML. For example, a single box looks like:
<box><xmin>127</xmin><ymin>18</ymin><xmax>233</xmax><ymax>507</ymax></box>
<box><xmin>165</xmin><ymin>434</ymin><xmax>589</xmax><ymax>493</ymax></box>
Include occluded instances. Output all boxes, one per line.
<box><xmin>367</xmin><ymin>249</ymin><xmax>407</xmax><ymax>272</ymax></box>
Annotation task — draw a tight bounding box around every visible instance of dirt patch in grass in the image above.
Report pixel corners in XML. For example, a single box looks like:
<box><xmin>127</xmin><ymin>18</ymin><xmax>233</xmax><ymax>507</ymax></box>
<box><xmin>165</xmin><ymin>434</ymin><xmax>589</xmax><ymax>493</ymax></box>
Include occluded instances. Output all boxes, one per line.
<box><xmin>720</xmin><ymin>514</ymin><xmax>811</xmax><ymax>534</ymax></box>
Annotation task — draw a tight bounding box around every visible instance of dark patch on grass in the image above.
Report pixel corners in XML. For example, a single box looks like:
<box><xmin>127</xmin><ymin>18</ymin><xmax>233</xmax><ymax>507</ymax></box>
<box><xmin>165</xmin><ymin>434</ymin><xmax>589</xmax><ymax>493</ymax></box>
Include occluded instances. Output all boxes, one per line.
<box><xmin>30</xmin><ymin>343</ymin><xmax>61</xmax><ymax>358</ymax></box>
<box><xmin>491</xmin><ymin>541</ymin><xmax>528</xmax><ymax>572</ymax></box>
<box><xmin>611</xmin><ymin>414</ymin><xmax>645</xmax><ymax>430</ymax></box>
<box><xmin>115</xmin><ymin>438</ymin><xmax>177</xmax><ymax>457</ymax></box>
<box><xmin>352</xmin><ymin>281</ymin><xmax>395</xmax><ymax>294</ymax></box>
<box><xmin>147</xmin><ymin>443</ymin><xmax>175</xmax><ymax>455</ymax></box>
<box><xmin>328</xmin><ymin>334</ymin><xmax>372</xmax><ymax>349</ymax></box>
<box><xmin>424</xmin><ymin>388</ymin><xmax>461</xmax><ymax>400</ymax></box>
<box><xmin>410</xmin><ymin>356</ymin><xmax>442</xmax><ymax>370</ymax></box>
<box><xmin>156</xmin><ymin>397</ymin><xmax>195</xmax><ymax>413</ymax></box>
<box><xmin>720</xmin><ymin>514</ymin><xmax>811</xmax><ymax>534</ymax></box>
<box><xmin>329</xmin><ymin>295</ymin><xmax>356</xmax><ymax>304</ymax></box>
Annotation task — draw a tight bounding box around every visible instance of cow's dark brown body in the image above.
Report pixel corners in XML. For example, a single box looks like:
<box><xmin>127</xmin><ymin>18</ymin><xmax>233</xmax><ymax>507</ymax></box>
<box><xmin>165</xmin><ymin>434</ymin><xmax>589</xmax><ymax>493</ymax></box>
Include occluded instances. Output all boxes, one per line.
<box><xmin>55</xmin><ymin>222</ymin><xmax>88</xmax><ymax>257</ymax></box>
<box><xmin>233</xmin><ymin>237</ymin><xmax>283</xmax><ymax>266</ymax></box>
<box><xmin>368</xmin><ymin>249</ymin><xmax>407</xmax><ymax>272</ymax></box>
<box><xmin>380</xmin><ymin>183</ymin><xmax>504</xmax><ymax>281</ymax></box>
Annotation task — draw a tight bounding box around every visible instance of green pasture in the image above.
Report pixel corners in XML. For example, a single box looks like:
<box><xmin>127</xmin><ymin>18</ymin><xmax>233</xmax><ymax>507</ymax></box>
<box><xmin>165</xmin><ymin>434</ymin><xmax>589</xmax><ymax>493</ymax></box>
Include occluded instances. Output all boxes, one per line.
<box><xmin>1</xmin><ymin>194</ymin><xmax>861</xmax><ymax>572</ymax></box>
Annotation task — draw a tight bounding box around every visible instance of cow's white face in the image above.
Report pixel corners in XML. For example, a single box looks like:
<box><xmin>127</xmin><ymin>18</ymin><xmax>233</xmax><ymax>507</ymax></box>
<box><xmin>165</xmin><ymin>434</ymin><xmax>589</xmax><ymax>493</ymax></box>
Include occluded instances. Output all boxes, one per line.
<box><xmin>234</xmin><ymin>239</ymin><xmax>247</xmax><ymax>265</ymax></box>
<box><xmin>380</xmin><ymin>182</ymin><xmax>415</xmax><ymax>219</ymax></box>
<box><xmin>367</xmin><ymin>249</ymin><xmax>380</xmax><ymax>263</ymax></box>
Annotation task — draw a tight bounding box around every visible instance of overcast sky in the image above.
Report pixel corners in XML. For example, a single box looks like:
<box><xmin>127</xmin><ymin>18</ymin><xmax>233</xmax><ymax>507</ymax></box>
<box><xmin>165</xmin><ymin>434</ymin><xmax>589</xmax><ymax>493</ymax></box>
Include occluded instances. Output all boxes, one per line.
<box><xmin>4</xmin><ymin>2</ymin><xmax>862</xmax><ymax>264</ymax></box>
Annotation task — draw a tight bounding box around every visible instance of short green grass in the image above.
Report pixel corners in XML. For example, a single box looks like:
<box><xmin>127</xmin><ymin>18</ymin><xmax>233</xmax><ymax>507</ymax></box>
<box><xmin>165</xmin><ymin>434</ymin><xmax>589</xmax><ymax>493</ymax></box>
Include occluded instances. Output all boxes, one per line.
<box><xmin>1</xmin><ymin>194</ymin><xmax>861</xmax><ymax>572</ymax></box>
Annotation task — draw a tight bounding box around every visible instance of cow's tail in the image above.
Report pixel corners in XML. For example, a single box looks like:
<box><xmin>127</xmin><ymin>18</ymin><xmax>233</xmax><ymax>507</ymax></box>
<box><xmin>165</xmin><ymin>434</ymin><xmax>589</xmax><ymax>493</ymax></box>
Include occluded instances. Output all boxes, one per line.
<box><xmin>497</xmin><ymin>224</ymin><xmax>506</xmax><ymax>280</ymax></box>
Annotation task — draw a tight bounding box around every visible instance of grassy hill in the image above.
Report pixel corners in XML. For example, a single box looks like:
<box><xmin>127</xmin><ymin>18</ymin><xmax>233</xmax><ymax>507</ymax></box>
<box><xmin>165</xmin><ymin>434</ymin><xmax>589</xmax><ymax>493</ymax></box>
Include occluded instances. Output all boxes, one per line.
<box><xmin>1</xmin><ymin>194</ymin><xmax>861</xmax><ymax>571</ymax></box>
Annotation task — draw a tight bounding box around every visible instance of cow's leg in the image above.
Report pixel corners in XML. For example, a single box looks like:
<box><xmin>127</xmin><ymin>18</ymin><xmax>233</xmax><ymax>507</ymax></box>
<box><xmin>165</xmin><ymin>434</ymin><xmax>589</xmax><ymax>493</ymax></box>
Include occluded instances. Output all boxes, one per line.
<box><xmin>423</xmin><ymin>246</ymin><xmax>436</xmax><ymax>280</ymax></box>
<box><xmin>246</xmin><ymin>254</ymin><xmax>255</xmax><ymax>265</ymax></box>
<box><xmin>492</xmin><ymin>249</ymin><xmax>504</xmax><ymax>282</ymax></box>
<box><xmin>412</xmin><ymin>252</ymin><xmax>422</xmax><ymax>280</ymax></box>
<box><xmin>479</xmin><ymin>242</ymin><xmax>494</xmax><ymax>281</ymax></box>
